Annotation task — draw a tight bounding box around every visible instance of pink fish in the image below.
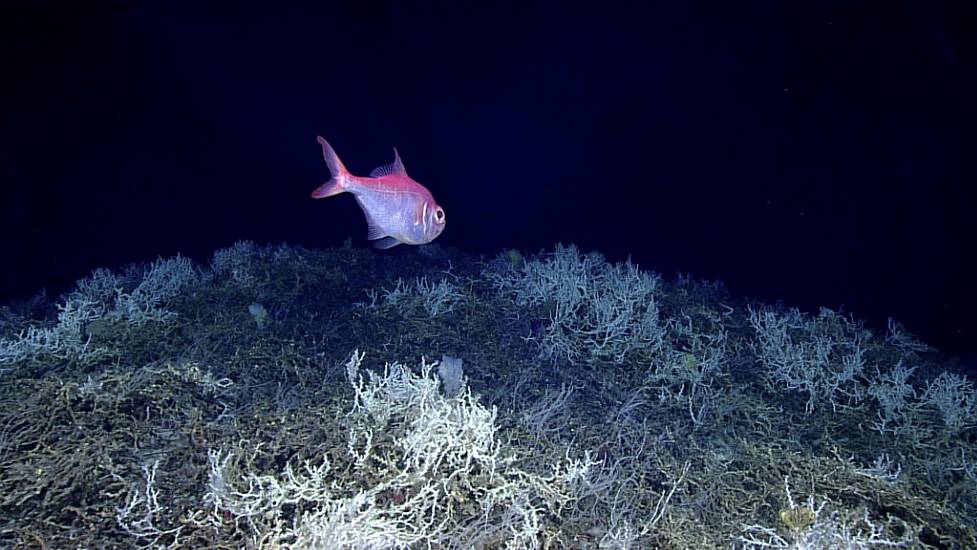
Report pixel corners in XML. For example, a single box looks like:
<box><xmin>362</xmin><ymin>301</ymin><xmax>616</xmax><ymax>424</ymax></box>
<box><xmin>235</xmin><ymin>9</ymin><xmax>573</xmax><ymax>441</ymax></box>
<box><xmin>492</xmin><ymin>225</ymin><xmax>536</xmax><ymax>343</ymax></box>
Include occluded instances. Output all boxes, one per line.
<box><xmin>311</xmin><ymin>136</ymin><xmax>446</xmax><ymax>249</ymax></box>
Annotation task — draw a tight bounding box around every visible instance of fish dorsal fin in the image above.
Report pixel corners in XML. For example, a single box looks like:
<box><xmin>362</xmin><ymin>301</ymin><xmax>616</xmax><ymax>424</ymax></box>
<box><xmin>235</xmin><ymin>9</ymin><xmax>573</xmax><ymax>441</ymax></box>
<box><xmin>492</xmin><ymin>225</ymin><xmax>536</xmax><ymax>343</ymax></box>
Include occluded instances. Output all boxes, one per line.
<box><xmin>369</xmin><ymin>147</ymin><xmax>407</xmax><ymax>178</ymax></box>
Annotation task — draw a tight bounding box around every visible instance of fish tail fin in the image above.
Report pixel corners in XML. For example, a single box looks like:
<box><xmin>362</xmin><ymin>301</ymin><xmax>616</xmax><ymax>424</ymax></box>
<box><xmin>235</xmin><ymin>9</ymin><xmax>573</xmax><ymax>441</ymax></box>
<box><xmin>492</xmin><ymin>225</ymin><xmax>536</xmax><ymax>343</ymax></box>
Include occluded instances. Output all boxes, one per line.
<box><xmin>311</xmin><ymin>136</ymin><xmax>351</xmax><ymax>198</ymax></box>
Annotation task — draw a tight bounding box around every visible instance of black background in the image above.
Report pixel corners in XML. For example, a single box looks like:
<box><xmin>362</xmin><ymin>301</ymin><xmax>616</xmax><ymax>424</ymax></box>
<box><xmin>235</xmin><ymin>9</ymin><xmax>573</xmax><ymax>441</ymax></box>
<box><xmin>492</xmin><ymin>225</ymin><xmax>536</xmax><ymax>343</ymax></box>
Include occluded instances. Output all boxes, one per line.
<box><xmin>2</xmin><ymin>1</ymin><xmax>974</xmax><ymax>359</ymax></box>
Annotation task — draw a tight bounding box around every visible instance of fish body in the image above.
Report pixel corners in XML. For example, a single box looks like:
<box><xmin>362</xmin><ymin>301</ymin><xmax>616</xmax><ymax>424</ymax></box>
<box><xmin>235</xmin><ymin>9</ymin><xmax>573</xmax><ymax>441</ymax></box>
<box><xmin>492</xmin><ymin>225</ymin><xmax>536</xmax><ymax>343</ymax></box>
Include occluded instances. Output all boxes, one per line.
<box><xmin>311</xmin><ymin>136</ymin><xmax>445</xmax><ymax>249</ymax></box>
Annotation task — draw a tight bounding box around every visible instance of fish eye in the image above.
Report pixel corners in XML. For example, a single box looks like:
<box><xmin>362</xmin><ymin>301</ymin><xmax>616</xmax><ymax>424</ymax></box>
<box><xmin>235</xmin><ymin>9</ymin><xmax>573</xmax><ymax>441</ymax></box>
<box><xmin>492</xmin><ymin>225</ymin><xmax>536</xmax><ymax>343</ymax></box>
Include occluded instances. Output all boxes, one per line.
<box><xmin>434</xmin><ymin>207</ymin><xmax>445</xmax><ymax>222</ymax></box>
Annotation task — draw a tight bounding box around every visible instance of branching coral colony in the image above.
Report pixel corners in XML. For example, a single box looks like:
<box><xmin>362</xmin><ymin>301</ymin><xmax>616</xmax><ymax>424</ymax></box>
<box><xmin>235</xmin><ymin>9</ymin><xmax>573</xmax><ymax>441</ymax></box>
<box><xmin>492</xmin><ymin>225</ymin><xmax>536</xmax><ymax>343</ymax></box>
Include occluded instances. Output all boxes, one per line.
<box><xmin>0</xmin><ymin>241</ymin><xmax>975</xmax><ymax>547</ymax></box>
<box><xmin>196</xmin><ymin>351</ymin><xmax>599</xmax><ymax>548</ymax></box>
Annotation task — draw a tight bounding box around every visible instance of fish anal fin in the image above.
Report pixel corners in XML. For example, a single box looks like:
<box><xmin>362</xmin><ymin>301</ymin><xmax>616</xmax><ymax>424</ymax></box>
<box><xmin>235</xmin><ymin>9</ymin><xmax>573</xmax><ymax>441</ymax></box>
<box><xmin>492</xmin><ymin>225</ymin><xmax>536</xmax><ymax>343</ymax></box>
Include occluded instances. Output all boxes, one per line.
<box><xmin>365</xmin><ymin>221</ymin><xmax>386</xmax><ymax>241</ymax></box>
<box><xmin>353</xmin><ymin>196</ymin><xmax>387</xmax><ymax>241</ymax></box>
<box><xmin>372</xmin><ymin>237</ymin><xmax>402</xmax><ymax>249</ymax></box>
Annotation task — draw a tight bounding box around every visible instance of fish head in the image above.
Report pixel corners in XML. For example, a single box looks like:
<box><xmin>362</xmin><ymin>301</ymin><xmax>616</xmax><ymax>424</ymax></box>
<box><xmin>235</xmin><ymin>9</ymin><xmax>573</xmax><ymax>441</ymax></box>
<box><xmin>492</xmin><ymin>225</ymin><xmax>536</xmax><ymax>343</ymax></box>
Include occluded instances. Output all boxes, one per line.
<box><xmin>422</xmin><ymin>199</ymin><xmax>446</xmax><ymax>242</ymax></box>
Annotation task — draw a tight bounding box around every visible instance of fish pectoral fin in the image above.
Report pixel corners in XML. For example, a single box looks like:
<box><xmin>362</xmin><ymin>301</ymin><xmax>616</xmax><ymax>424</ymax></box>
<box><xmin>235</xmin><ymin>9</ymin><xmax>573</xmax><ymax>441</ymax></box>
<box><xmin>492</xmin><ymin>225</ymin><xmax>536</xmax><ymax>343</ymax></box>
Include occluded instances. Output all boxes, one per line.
<box><xmin>372</xmin><ymin>237</ymin><xmax>402</xmax><ymax>249</ymax></box>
